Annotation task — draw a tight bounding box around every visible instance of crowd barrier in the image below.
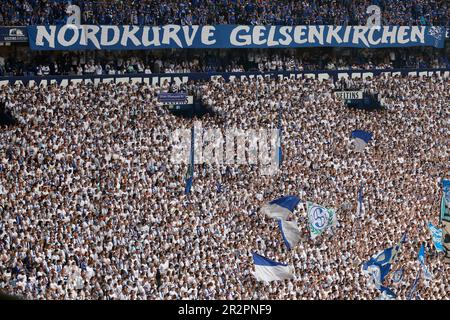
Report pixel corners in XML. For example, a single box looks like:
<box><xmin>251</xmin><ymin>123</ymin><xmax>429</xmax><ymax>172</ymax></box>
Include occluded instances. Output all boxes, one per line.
<box><xmin>0</xmin><ymin>68</ymin><xmax>449</xmax><ymax>87</ymax></box>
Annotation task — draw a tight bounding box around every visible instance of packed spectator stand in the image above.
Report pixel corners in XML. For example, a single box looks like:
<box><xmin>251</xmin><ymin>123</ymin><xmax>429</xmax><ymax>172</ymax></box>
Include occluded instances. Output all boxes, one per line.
<box><xmin>0</xmin><ymin>0</ymin><xmax>449</xmax><ymax>302</ymax></box>
<box><xmin>0</xmin><ymin>73</ymin><xmax>449</xmax><ymax>299</ymax></box>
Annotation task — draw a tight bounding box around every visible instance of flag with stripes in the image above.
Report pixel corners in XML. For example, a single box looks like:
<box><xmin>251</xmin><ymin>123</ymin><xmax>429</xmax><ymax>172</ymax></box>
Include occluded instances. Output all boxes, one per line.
<box><xmin>277</xmin><ymin>219</ymin><xmax>301</xmax><ymax>250</ymax></box>
<box><xmin>251</xmin><ymin>252</ymin><xmax>294</xmax><ymax>282</ymax></box>
<box><xmin>261</xmin><ymin>196</ymin><xmax>301</xmax><ymax>220</ymax></box>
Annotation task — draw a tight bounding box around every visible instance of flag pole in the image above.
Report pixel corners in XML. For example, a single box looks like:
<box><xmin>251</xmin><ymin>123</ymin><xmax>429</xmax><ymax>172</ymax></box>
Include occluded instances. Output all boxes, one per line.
<box><xmin>184</xmin><ymin>125</ymin><xmax>195</xmax><ymax>195</ymax></box>
<box><xmin>356</xmin><ymin>182</ymin><xmax>364</xmax><ymax>234</ymax></box>
<box><xmin>277</xmin><ymin>101</ymin><xmax>283</xmax><ymax>169</ymax></box>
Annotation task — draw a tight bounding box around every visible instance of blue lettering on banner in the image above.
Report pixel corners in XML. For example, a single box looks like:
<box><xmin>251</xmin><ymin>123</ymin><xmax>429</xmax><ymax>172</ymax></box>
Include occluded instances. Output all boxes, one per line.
<box><xmin>26</xmin><ymin>25</ymin><xmax>446</xmax><ymax>50</ymax></box>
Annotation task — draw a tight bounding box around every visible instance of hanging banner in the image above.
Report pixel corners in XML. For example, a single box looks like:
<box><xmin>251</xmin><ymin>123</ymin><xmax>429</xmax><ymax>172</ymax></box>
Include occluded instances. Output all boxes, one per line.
<box><xmin>0</xmin><ymin>27</ymin><xmax>28</xmax><ymax>42</ymax></box>
<box><xmin>335</xmin><ymin>91</ymin><xmax>364</xmax><ymax>100</ymax></box>
<box><xmin>26</xmin><ymin>25</ymin><xmax>446</xmax><ymax>51</ymax></box>
<box><xmin>1</xmin><ymin>68</ymin><xmax>449</xmax><ymax>88</ymax></box>
<box><xmin>158</xmin><ymin>92</ymin><xmax>192</xmax><ymax>105</ymax></box>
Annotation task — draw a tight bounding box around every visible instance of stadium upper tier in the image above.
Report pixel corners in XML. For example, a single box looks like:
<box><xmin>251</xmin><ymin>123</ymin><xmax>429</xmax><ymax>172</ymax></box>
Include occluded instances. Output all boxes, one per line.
<box><xmin>0</xmin><ymin>0</ymin><xmax>448</xmax><ymax>27</ymax></box>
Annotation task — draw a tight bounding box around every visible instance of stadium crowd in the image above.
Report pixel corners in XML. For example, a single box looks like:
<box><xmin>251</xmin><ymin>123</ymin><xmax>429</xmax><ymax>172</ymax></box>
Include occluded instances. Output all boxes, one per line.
<box><xmin>0</xmin><ymin>72</ymin><xmax>448</xmax><ymax>299</ymax></box>
<box><xmin>1</xmin><ymin>48</ymin><xmax>448</xmax><ymax>77</ymax></box>
<box><xmin>0</xmin><ymin>0</ymin><xmax>448</xmax><ymax>27</ymax></box>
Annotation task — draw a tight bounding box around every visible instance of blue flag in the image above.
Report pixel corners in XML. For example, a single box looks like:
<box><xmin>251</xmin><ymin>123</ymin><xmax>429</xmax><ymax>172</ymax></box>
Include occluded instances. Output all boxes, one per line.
<box><xmin>252</xmin><ymin>252</ymin><xmax>294</xmax><ymax>282</ymax></box>
<box><xmin>362</xmin><ymin>247</ymin><xmax>395</xmax><ymax>289</ymax></box>
<box><xmin>351</xmin><ymin>130</ymin><xmax>373</xmax><ymax>152</ymax></box>
<box><xmin>262</xmin><ymin>196</ymin><xmax>301</xmax><ymax>220</ymax></box>
<box><xmin>277</xmin><ymin>219</ymin><xmax>301</xmax><ymax>250</ymax></box>
<box><xmin>184</xmin><ymin>174</ymin><xmax>193</xmax><ymax>195</ymax></box>
<box><xmin>418</xmin><ymin>243</ymin><xmax>433</xmax><ymax>279</ymax></box>
<box><xmin>351</xmin><ymin>130</ymin><xmax>373</xmax><ymax>143</ymax></box>
<box><xmin>379</xmin><ymin>285</ymin><xmax>397</xmax><ymax>299</ymax></box>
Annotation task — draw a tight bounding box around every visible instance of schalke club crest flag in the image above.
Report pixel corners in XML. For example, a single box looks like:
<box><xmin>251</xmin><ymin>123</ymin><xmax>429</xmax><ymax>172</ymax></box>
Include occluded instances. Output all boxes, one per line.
<box><xmin>307</xmin><ymin>202</ymin><xmax>338</xmax><ymax>239</ymax></box>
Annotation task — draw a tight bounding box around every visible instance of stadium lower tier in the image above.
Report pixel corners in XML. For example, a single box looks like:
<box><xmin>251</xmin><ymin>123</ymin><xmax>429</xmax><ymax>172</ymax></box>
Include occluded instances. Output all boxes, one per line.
<box><xmin>0</xmin><ymin>74</ymin><xmax>448</xmax><ymax>299</ymax></box>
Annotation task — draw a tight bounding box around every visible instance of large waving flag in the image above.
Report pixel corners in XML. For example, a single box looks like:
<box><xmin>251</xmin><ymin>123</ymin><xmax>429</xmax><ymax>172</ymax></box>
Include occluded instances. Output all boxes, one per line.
<box><xmin>251</xmin><ymin>252</ymin><xmax>294</xmax><ymax>282</ymax></box>
<box><xmin>261</xmin><ymin>196</ymin><xmax>301</xmax><ymax>220</ymax></box>
<box><xmin>362</xmin><ymin>247</ymin><xmax>395</xmax><ymax>289</ymax></box>
<box><xmin>361</xmin><ymin>232</ymin><xmax>407</xmax><ymax>293</ymax></box>
<box><xmin>418</xmin><ymin>244</ymin><xmax>433</xmax><ymax>280</ymax></box>
<box><xmin>351</xmin><ymin>130</ymin><xmax>373</xmax><ymax>152</ymax></box>
<box><xmin>307</xmin><ymin>202</ymin><xmax>338</xmax><ymax>239</ymax></box>
<box><xmin>427</xmin><ymin>222</ymin><xmax>444</xmax><ymax>252</ymax></box>
<box><xmin>277</xmin><ymin>219</ymin><xmax>301</xmax><ymax>250</ymax></box>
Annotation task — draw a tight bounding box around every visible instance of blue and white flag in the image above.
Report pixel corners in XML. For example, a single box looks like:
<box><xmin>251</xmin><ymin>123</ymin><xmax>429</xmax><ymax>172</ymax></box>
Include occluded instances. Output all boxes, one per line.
<box><xmin>262</xmin><ymin>196</ymin><xmax>301</xmax><ymax>220</ymax></box>
<box><xmin>277</xmin><ymin>219</ymin><xmax>301</xmax><ymax>250</ymax></box>
<box><xmin>407</xmin><ymin>271</ymin><xmax>421</xmax><ymax>300</ymax></box>
<box><xmin>307</xmin><ymin>202</ymin><xmax>338</xmax><ymax>239</ymax></box>
<box><xmin>251</xmin><ymin>252</ymin><xmax>294</xmax><ymax>282</ymax></box>
<box><xmin>418</xmin><ymin>244</ymin><xmax>433</xmax><ymax>280</ymax></box>
<box><xmin>387</xmin><ymin>232</ymin><xmax>408</xmax><ymax>283</ymax></box>
<box><xmin>379</xmin><ymin>285</ymin><xmax>397</xmax><ymax>300</ymax></box>
<box><xmin>362</xmin><ymin>247</ymin><xmax>395</xmax><ymax>289</ymax></box>
<box><xmin>351</xmin><ymin>130</ymin><xmax>373</xmax><ymax>152</ymax></box>
<box><xmin>391</xmin><ymin>232</ymin><xmax>408</xmax><ymax>264</ymax></box>
<box><xmin>392</xmin><ymin>268</ymin><xmax>404</xmax><ymax>283</ymax></box>
<box><xmin>356</xmin><ymin>184</ymin><xmax>364</xmax><ymax>217</ymax></box>
<box><xmin>427</xmin><ymin>222</ymin><xmax>444</xmax><ymax>252</ymax></box>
